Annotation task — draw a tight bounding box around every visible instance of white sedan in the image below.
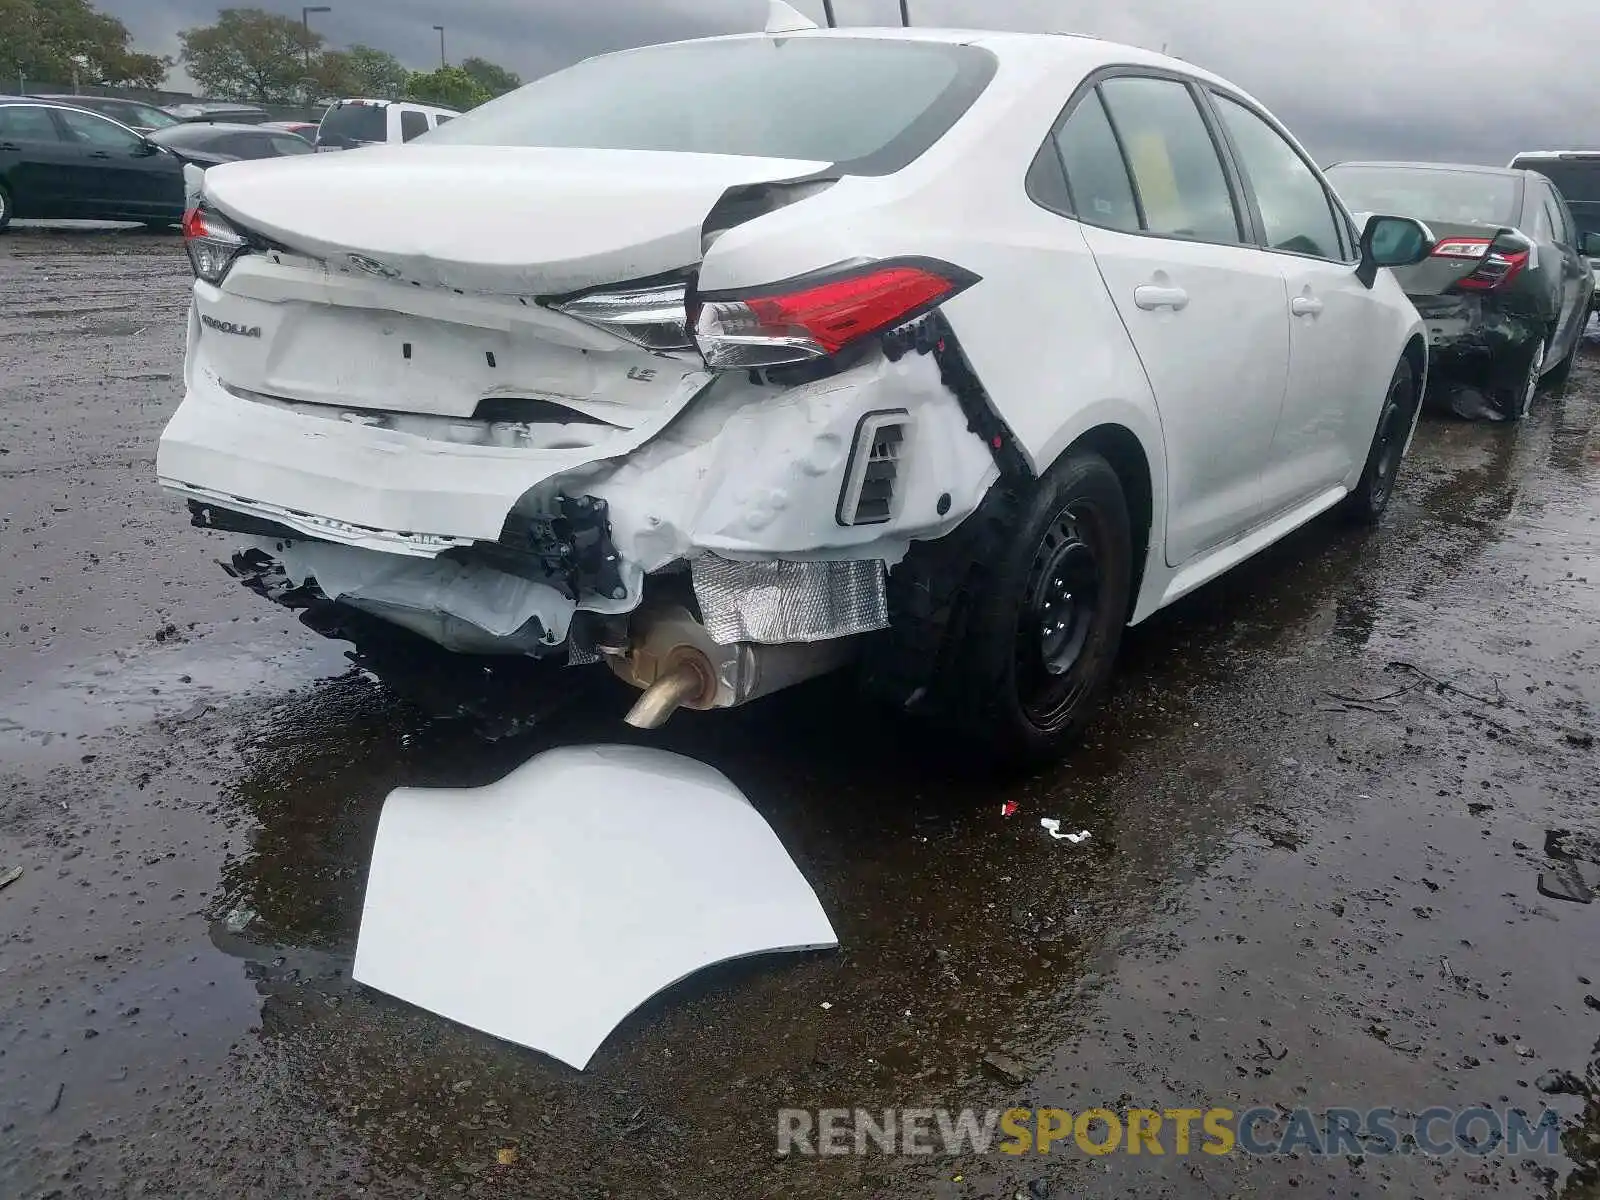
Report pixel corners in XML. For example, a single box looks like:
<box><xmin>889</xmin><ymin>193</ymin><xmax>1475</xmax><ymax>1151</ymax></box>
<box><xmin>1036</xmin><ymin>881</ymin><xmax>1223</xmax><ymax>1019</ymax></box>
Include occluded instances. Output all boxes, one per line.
<box><xmin>157</xmin><ymin>6</ymin><xmax>1434</xmax><ymax>763</ymax></box>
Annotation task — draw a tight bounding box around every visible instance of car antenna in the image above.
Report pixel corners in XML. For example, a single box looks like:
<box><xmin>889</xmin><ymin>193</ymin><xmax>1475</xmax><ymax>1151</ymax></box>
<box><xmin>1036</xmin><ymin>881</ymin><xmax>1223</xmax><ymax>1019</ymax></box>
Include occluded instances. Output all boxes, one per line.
<box><xmin>768</xmin><ymin>0</ymin><xmax>822</xmax><ymax>32</ymax></box>
<box><xmin>900</xmin><ymin>1</ymin><xmax>911</xmax><ymax>24</ymax></box>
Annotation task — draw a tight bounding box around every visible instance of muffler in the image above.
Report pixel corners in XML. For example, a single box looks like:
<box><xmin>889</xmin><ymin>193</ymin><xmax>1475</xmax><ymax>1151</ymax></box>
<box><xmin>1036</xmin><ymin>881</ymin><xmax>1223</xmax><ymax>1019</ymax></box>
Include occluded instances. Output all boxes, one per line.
<box><xmin>611</xmin><ymin>604</ymin><xmax>858</xmax><ymax>729</ymax></box>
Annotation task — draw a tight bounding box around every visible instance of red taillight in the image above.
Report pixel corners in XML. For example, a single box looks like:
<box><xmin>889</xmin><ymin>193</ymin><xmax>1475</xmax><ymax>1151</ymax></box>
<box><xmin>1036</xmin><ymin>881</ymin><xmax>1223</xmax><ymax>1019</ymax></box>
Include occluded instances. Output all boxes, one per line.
<box><xmin>183</xmin><ymin>204</ymin><xmax>249</xmax><ymax>285</ymax></box>
<box><xmin>693</xmin><ymin>258</ymin><xmax>979</xmax><ymax>370</ymax></box>
<box><xmin>1456</xmin><ymin>248</ymin><xmax>1529</xmax><ymax>291</ymax></box>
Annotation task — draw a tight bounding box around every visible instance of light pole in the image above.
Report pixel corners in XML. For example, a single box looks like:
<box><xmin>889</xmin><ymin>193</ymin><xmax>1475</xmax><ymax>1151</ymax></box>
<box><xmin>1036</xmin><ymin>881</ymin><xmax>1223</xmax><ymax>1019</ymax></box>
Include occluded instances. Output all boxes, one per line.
<box><xmin>433</xmin><ymin>25</ymin><xmax>446</xmax><ymax>68</ymax></box>
<box><xmin>302</xmin><ymin>6</ymin><xmax>331</xmax><ymax>73</ymax></box>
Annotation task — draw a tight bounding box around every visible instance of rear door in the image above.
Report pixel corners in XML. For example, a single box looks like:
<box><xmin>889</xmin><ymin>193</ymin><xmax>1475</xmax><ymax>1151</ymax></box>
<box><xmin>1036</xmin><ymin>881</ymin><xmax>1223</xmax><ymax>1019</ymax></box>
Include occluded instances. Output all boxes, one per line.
<box><xmin>0</xmin><ymin>104</ymin><xmax>75</xmax><ymax>216</ymax></box>
<box><xmin>1060</xmin><ymin>72</ymin><xmax>1289</xmax><ymax>565</ymax></box>
<box><xmin>50</xmin><ymin>107</ymin><xmax>182</xmax><ymax>219</ymax></box>
<box><xmin>1535</xmin><ymin>180</ymin><xmax>1590</xmax><ymax>357</ymax></box>
<box><xmin>1205</xmin><ymin>89</ymin><xmax>1378</xmax><ymax>512</ymax></box>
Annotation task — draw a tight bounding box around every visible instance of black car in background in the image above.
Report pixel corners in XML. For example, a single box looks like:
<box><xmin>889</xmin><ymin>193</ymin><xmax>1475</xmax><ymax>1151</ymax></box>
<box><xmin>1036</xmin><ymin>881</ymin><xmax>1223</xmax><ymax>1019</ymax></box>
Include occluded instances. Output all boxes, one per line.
<box><xmin>148</xmin><ymin>122</ymin><xmax>313</xmax><ymax>168</ymax></box>
<box><xmin>1507</xmin><ymin>151</ymin><xmax>1600</xmax><ymax>307</ymax></box>
<box><xmin>0</xmin><ymin>97</ymin><xmax>185</xmax><ymax>230</ymax></box>
<box><xmin>1326</xmin><ymin>161</ymin><xmax>1596</xmax><ymax>420</ymax></box>
<box><xmin>29</xmin><ymin>94</ymin><xmax>182</xmax><ymax>135</ymax></box>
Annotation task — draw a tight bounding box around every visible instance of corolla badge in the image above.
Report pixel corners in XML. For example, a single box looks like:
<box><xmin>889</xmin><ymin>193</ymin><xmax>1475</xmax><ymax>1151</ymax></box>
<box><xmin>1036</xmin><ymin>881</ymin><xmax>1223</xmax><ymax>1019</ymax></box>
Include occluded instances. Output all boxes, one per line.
<box><xmin>347</xmin><ymin>253</ymin><xmax>401</xmax><ymax>279</ymax></box>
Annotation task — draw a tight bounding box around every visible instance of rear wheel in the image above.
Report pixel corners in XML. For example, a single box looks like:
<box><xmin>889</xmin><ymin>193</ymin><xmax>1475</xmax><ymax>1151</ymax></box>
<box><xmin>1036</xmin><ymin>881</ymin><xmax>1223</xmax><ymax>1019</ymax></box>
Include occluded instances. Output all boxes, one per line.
<box><xmin>941</xmin><ymin>451</ymin><xmax>1132</xmax><ymax>764</ymax></box>
<box><xmin>1545</xmin><ymin>324</ymin><xmax>1581</xmax><ymax>388</ymax></box>
<box><xmin>1504</xmin><ymin>337</ymin><xmax>1545</xmax><ymax>421</ymax></box>
<box><xmin>0</xmin><ymin>183</ymin><xmax>12</xmax><ymax>232</ymax></box>
<box><xmin>1341</xmin><ymin>357</ymin><xmax>1416</xmax><ymax>525</ymax></box>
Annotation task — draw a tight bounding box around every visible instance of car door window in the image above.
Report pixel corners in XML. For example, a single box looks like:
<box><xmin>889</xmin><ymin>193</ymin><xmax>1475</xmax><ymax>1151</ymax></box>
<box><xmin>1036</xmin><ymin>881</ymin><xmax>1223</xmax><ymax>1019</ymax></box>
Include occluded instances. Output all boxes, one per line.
<box><xmin>1532</xmin><ymin>188</ymin><xmax>1558</xmax><ymax>244</ymax></box>
<box><xmin>1211</xmin><ymin>93</ymin><xmax>1344</xmax><ymax>261</ymax></box>
<box><xmin>1552</xmin><ymin>190</ymin><xmax>1579</xmax><ymax>247</ymax></box>
<box><xmin>270</xmin><ymin>134</ymin><xmax>312</xmax><ymax>155</ymax></box>
<box><xmin>1096</xmin><ymin>76</ymin><xmax>1242</xmax><ymax>244</ymax></box>
<box><xmin>400</xmin><ymin>110</ymin><xmax>429</xmax><ymax>142</ymax></box>
<box><xmin>54</xmin><ymin>108</ymin><xmax>143</xmax><ymax>151</ymax></box>
<box><xmin>1052</xmin><ymin>89</ymin><xmax>1140</xmax><ymax>233</ymax></box>
<box><xmin>0</xmin><ymin>105</ymin><xmax>65</xmax><ymax>141</ymax></box>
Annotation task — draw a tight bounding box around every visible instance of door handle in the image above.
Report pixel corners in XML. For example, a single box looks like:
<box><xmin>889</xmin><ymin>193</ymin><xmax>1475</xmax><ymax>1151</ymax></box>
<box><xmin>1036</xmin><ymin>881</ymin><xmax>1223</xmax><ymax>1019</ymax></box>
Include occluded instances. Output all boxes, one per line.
<box><xmin>88</xmin><ymin>150</ymin><xmax>112</xmax><ymax>159</ymax></box>
<box><xmin>0</xmin><ymin>142</ymin><xmax>19</xmax><ymax>151</ymax></box>
<box><xmin>1133</xmin><ymin>284</ymin><xmax>1189</xmax><ymax>311</ymax></box>
<box><xmin>1291</xmin><ymin>296</ymin><xmax>1324</xmax><ymax>317</ymax></box>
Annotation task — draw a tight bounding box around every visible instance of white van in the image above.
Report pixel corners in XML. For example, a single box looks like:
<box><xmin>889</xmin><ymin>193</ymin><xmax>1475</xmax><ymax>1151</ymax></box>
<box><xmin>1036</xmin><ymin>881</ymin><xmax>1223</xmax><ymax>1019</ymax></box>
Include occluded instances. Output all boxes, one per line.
<box><xmin>314</xmin><ymin>99</ymin><xmax>461</xmax><ymax>150</ymax></box>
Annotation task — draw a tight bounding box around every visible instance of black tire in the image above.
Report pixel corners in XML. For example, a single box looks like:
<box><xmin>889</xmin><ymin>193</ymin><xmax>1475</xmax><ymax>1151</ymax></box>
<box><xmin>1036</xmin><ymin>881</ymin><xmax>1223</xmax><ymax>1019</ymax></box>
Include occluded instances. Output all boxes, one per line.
<box><xmin>1342</xmin><ymin>357</ymin><xmax>1416</xmax><ymax>525</ymax></box>
<box><xmin>1498</xmin><ymin>336</ymin><xmax>1545</xmax><ymax>422</ymax></box>
<box><xmin>1545</xmin><ymin>324</ymin><xmax>1582</xmax><ymax>388</ymax></box>
<box><xmin>940</xmin><ymin>451</ymin><xmax>1133</xmax><ymax>764</ymax></box>
<box><xmin>0</xmin><ymin>183</ymin><xmax>12</xmax><ymax>233</ymax></box>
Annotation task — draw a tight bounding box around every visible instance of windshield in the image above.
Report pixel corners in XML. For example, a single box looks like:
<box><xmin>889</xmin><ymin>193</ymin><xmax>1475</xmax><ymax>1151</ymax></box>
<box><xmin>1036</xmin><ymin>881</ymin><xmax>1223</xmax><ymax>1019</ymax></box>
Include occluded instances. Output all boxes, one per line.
<box><xmin>319</xmin><ymin>103</ymin><xmax>388</xmax><ymax>145</ymax></box>
<box><xmin>121</xmin><ymin>102</ymin><xmax>180</xmax><ymax>128</ymax></box>
<box><xmin>1326</xmin><ymin>165</ymin><xmax>1520</xmax><ymax>227</ymax></box>
<box><xmin>420</xmin><ymin>37</ymin><xmax>996</xmax><ymax>175</ymax></box>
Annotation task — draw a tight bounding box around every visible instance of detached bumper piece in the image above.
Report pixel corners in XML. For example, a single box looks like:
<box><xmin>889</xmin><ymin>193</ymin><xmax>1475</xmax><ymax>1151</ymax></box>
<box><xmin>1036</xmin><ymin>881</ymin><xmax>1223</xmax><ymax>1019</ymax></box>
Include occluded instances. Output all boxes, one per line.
<box><xmin>352</xmin><ymin>744</ymin><xmax>838</xmax><ymax>1071</ymax></box>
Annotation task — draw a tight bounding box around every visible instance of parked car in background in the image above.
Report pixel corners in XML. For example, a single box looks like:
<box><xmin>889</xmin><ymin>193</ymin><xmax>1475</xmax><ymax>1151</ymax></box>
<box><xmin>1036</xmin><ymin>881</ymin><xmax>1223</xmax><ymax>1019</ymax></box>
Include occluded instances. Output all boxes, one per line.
<box><xmin>30</xmin><ymin>94</ymin><xmax>181</xmax><ymax>135</ymax></box>
<box><xmin>148</xmin><ymin>122</ymin><xmax>313</xmax><ymax>168</ymax></box>
<box><xmin>1506</xmin><ymin>150</ymin><xmax>1600</xmax><ymax>304</ymax></box>
<box><xmin>0</xmin><ymin>96</ymin><xmax>184</xmax><ymax>230</ymax></box>
<box><xmin>1326</xmin><ymin>161</ymin><xmax>1594</xmax><ymax>420</ymax></box>
<box><xmin>166</xmin><ymin>102</ymin><xmax>272</xmax><ymax>125</ymax></box>
<box><xmin>160</xmin><ymin>25</ymin><xmax>1435</xmax><ymax>762</ymax></box>
<box><xmin>314</xmin><ymin>98</ymin><xmax>460</xmax><ymax>150</ymax></box>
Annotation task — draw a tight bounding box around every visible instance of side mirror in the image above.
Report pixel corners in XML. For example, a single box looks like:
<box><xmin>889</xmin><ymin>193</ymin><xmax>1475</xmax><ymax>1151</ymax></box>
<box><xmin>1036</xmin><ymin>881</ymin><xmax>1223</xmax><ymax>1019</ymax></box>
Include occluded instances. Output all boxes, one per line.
<box><xmin>135</xmin><ymin>138</ymin><xmax>161</xmax><ymax>157</ymax></box>
<box><xmin>1356</xmin><ymin>214</ymin><xmax>1435</xmax><ymax>288</ymax></box>
<box><xmin>1582</xmin><ymin>232</ymin><xmax>1600</xmax><ymax>259</ymax></box>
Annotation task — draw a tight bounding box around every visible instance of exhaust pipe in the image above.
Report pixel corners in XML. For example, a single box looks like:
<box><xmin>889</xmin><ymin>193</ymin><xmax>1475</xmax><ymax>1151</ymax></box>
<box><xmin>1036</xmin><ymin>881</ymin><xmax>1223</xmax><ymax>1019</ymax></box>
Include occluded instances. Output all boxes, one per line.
<box><xmin>609</xmin><ymin>604</ymin><xmax>859</xmax><ymax>729</ymax></box>
<box><xmin>624</xmin><ymin>657</ymin><xmax>713</xmax><ymax>730</ymax></box>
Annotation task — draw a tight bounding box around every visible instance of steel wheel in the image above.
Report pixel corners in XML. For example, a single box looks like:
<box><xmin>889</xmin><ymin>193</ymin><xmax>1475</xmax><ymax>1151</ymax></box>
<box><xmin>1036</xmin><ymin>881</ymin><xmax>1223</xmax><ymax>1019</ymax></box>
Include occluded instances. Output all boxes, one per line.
<box><xmin>1013</xmin><ymin>501</ymin><xmax>1107</xmax><ymax>731</ymax></box>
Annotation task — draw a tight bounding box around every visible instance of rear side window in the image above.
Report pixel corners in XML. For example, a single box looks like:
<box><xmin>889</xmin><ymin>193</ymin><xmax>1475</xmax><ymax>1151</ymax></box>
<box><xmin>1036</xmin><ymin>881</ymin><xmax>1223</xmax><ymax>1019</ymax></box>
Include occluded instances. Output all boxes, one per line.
<box><xmin>1097</xmin><ymin>76</ymin><xmax>1242</xmax><ymax>244</ymax></box>
<box><xmin>0</xmin><ymin>105</ymin><xmax>62</xmax><ymax>141</ymax></box>
<box><xmin>434</xmin><ymin>114</ymin><xmax>453</xmax><ymax>125</ymax></box>
<box><xmin>421</xmin><ymin>37</ymin><xmax>996</xmax><ymax>175</ymax></box>
<box><xmin>319</xmin><ymin>103</ymin><xmax>388</xmax><ymax>145</ymax></box>
<box><xmin>1211</xmin><ymin>93</ymin><xmax>1345</xmax><ymax>261</ymax></box>
<box><xmin>270</xmin><ymin>134</ymin><xmax>313</xmax><ymax>155</ymax></box>
<box><xmin>400</xmin><ymin>110</ymin><xmax>429</xmax><ymax>142</ymax></box>
<box><xmin>1053</xmin><ymin>91</ymin><xmax>1139</xmax><ymax>233</ymax></box>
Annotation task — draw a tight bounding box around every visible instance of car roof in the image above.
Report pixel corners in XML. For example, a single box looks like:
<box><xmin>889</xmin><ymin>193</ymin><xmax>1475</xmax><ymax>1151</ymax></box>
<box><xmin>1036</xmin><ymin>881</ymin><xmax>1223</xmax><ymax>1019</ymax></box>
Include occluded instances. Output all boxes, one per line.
<box><xmin>1327</xmin><ymin>160</ymin><xmax>1535</xmax><ymax>185</ymax></box>
<box><xmin>155</xmin><ymin>121</ymin><xmax>277</xmax><ymax>135</ymax></box>
<box><xmin>606</xmin><ymin>26</ymin><xmax>1250</xmax><ymax>106</ymax></box>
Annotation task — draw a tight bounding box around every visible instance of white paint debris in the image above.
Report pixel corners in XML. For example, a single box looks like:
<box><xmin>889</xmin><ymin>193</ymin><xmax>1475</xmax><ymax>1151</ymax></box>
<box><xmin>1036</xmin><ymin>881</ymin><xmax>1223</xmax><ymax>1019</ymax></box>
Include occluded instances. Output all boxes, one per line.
<box><xmin>1040</xmin><ymin>819</ymin><xmax>1091</xmax><ymax>844</ymax></box>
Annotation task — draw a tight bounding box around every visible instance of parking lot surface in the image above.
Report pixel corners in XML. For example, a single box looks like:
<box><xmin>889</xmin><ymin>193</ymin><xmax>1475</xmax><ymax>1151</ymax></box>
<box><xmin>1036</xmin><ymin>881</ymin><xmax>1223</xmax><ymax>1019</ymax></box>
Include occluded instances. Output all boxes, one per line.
<box><xmin>3</xmin><ymin>227</ymin><xmax>1600</xmax><ymax>1198</ymax></box>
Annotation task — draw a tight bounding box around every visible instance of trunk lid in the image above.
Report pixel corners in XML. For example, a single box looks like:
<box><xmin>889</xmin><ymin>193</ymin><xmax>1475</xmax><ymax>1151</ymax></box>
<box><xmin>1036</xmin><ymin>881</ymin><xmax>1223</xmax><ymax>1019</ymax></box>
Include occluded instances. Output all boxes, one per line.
<box><xmin>200</xmin><ymin>145</ymin><xmax>831</xmax><ymax>296</ymax></box>
<box><xmin>191</xmin><ymin>145</ymin><xmax>831</xmax><ymax>423</ymax></box>
<box><xmin>1386</xmin><ymin>218</ymin><xmax>1524</xmax><ymax>297</ymax></box>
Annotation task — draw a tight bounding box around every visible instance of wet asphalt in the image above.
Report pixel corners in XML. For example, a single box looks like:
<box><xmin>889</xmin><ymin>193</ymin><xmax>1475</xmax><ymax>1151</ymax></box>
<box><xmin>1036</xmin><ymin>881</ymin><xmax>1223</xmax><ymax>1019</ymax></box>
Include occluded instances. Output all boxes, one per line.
<box><xmin>2</xmin><ymin>226</ymin><xmax>1599</xmax><ymax>1200</ymax></box>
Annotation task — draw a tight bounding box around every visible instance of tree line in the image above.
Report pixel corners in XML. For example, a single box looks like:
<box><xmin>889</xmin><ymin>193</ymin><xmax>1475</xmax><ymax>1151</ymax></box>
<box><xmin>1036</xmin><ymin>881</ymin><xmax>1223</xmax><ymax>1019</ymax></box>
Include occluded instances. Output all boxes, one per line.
<box><xmin>5</xmin><ymin>0</ymin><xmax>523</xmax><ymax>109</ymax></box>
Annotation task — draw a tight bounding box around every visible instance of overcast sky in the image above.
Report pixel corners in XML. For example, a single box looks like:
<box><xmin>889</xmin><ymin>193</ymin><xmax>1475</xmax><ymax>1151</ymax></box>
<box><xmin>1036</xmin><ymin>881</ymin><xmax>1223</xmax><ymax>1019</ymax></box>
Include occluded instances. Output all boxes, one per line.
<box><xmin>99</xmin><ymin>0</ymin><xmax>1595</xmax><ymax>166</ymax></box>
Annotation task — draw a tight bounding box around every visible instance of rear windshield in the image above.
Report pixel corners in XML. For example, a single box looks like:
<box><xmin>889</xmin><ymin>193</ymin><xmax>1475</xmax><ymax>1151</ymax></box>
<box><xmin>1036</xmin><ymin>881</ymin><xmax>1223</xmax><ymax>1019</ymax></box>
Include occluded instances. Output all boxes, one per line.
<box><xmin>419</xmin><ymin>37</ymin><xmax>996</xmax><ymax>175</ymax></box>
<box><xmin>1326</xmin><ymin>165</ymin><xmax>1520</xmax><ymax>227</ymax></box>
<box><xmin>319</xmin><ymin>103</ymin><xmax>387</xmax><ymax>145</ymax></box>
<box><xmin>1510</xmin><ymin>158</ymin><xmax>1600</xmax><ymax>233</ymax></box>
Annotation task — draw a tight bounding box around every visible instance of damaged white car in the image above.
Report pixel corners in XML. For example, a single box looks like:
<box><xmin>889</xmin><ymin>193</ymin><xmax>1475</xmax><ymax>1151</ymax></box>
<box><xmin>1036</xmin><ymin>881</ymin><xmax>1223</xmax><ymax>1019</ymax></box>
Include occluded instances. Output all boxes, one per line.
<box><xmin>156</xmin><ymin>12</ymin><xmax>1435</xmax><ymax>761</ymax></box>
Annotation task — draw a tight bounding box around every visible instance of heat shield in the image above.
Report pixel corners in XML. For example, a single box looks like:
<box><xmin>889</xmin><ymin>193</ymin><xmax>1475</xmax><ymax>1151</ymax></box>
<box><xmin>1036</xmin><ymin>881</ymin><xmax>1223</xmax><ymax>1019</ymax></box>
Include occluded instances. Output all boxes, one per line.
<box><xmin>352</xmin><ymin>744</ymin><xmax>837</xmax><ymax>1070</ymax></box>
